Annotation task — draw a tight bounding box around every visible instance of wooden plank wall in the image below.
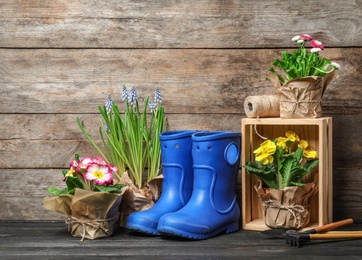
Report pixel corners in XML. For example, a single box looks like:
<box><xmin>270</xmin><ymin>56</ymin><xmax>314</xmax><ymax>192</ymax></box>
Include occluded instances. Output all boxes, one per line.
<box><xmin>0</xmin><ymin>0</ymin><xmax>361</xmax><ymax>222</ymax></box>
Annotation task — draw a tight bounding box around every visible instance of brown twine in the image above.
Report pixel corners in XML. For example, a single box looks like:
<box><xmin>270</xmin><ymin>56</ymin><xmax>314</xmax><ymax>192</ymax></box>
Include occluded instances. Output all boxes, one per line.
<box><xmin>244</xmin><ymin>95</ymin><xmax>280</xmax><ymax>118</ymax></box>
<box><xmin>65</xmin><ymin>216</ymin><xmax>117</xmax><ymax>242</ymax></box>
<box><xmin>281</xmin><ymin>99</ymin><xmax>321</xmax><ymax>114</ymax></box>
<box><xmin>253</xmin><ymin>117</ymin><xmax>268</xmax><ymax>140</ymax></box>
<box><xmin>263</xmin><ymin>199</ymin><xmax>306</xmax><ymax>226</ymax></box>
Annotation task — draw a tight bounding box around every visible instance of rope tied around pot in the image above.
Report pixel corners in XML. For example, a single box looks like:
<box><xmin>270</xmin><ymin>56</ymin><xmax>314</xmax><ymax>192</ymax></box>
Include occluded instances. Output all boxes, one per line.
<box><xmin>65</xmin><ymin>215</ymin><xmax>117</xmax><ymax>242</ymax></box>
<box><xmin>262</xmin><ymin>199</ymin><xmax>306</xmax><ymax>227</ymax></box>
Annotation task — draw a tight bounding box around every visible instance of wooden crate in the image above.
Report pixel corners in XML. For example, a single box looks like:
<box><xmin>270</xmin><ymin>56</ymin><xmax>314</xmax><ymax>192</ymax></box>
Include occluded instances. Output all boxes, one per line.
<box><xmin>241</xmin><ymin>117</ymin><xmax>333</xmax><ymax>231</ymax></box>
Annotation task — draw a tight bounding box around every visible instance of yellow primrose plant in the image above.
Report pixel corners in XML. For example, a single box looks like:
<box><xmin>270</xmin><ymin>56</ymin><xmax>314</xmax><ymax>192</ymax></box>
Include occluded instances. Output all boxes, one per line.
<box><xmin>244</xmin><ymin>131</ymin><xmax>319</xmax><ymax>189</ymax></box>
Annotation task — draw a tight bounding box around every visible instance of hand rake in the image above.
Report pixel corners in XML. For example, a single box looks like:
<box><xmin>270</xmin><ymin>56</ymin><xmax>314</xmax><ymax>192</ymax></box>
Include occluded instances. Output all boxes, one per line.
<box><xmin>285</xmin><ymin>230</ymin><xmax>362</xmax><ymax>247</ymax></box>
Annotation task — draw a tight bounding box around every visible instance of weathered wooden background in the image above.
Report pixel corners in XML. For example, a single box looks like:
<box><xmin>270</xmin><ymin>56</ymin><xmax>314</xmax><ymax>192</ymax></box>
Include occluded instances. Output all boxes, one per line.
<box><xmin>0</xmin><ymin>0</ymin><xmax>361</xmax><ymax>222</ymax></box>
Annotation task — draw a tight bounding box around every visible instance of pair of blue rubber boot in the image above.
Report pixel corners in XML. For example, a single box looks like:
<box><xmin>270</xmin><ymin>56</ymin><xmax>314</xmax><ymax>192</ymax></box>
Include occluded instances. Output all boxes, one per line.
<box><xmin>126</xmin><ymin>130</ymin><xmax>241</xmax><ymax>240</ymax></box>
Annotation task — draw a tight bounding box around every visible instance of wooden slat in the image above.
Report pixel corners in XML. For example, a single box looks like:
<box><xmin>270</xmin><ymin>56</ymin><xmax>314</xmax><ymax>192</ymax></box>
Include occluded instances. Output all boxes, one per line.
<box><xmin>333</xmin><ymin>168</ymin><xmax>362</xmax><ymax>222</ymax></box>
<box><xmin>0</xmin><ymin>168</ymin><xmax>360</xmax><ymax>221</ymax></box>
<box><xmin>0</xmin><ymin>48</ymin><xmax>361</xmax><ymax>114</ymax></box>
<box><xmin>0</xmin><ymin>114</ymin><xmax>241</xmax><ymax>140</ymax></box>
<box><xmin>0</xmin><ymin>140</ymin><xmax>99</xmax><ymax>168</ymax></box>
<box><xmin>0</xmin><ymin>115</ymin><xmax>242</xmax><ymax>169</ymax></box>
<box><xmin>0</xmin><ymin>0</ymin><xmax>361</xmax><ymax>48</ymax></box>
<box><xmin>0</xmin><ymin>169</ymin><xmax>64</xmax><ymax>221</ymax></box>
<box><xmin>0</xmin><ymin>114</ymin><xmax>360</xmax><ymax>168</ymax></box>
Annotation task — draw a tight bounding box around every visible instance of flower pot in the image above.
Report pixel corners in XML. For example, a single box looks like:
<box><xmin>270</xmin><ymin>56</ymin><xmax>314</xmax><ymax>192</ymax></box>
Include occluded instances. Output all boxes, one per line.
<box><xmin>254</xmin><ymin>181</ymin><xmax>318</xmax><ymax>229</ymax></box>
<box><xmin>68</xmin><ymin>189</ymin><xmax>123</xmax><ymax>240</ymax></box>
<box><xmin>43</xmin><ymin>189</ymin><xmax>123</xmax><ymax>241</ymax></box>
<box><xmin>269</xmin><ymin>72</ymin><xmax>335</xmax><ymax>118</ymax></box>
<box><xmin>118</xmin><ymin>172</ymin><xmax>163</xmax><ymax>228</ymax></box>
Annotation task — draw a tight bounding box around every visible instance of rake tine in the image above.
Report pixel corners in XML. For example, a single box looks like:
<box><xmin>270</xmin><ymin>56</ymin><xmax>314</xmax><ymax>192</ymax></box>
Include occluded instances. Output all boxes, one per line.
<box><xmin>285</xmin><ymin>230</ymin><xmax>309</xmax><ymax>247</ymax></box>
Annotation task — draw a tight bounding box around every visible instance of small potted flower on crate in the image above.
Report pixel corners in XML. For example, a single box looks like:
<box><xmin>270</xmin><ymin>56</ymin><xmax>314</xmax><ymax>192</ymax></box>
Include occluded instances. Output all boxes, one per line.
<box><xmin>268</xmin><ymin>34</ymin><xmax>340</xmax><ymax>118</ymax></box>
<box><xmin>43</xmin><ymin>154</ymin><xmax>125</xmax><ymax>241</ymax></box>
<box><xmin>76</xmin><ymin>86</ymin><xmax>167</xmax><ymax>227</ymax></box>
<box><xmin>243</xmin><ymin>131</ymin><xmax>319</xmax><ymax>229</ymax></box>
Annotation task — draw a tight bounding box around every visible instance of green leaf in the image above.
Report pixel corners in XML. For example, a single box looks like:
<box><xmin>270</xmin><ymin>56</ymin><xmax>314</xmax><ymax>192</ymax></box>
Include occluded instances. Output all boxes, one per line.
<box><xmin>279</xmin><ymin>156</ymin><xmax>294</xmax><ymax>188</ymax></box>
<box><xmin>244</xmin><ymin>162</ymin><xmax>278</xmax><ymax>189</ymax></box>
<box><xmin>293</xmin><ymin>148</ymin><xmax>303</xmax><ymax>162</ymax></box>
<box><xmin>94</xmin><ymin>184</ymin><xmax>126</xmax><ymax>193</ymax></box>
<box><xmin>65</xmin><ymin>176</ymin><xmax>83</xmax><ymax>190</ymax></box>
<box><xmin>290</xmin><ymin>181</ymin><xmax>305</xmax><ymax>186</ymax></box>
<box><xmin>303</xmin><ymin>159</ymin><xmax>319</xmax><ymax>174</ymax></box>
<box><xmin>48</xmin><ymin>186</ymin><xmax>73</xmax><ymax>196</ymax></box>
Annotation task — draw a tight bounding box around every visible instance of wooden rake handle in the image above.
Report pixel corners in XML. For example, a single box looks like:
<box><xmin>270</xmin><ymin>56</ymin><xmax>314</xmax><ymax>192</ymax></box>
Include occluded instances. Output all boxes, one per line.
<box><xmin>310</xmin><ymin>232</ymin><xmax>362</xmax><ymax>240</ymax></box>
<box><xmin>327</xmin><ymin>231</ymin><xmax>362</xmax><ymax>234</ymax></box>
<box><xmin>313</xmin><ymin>218</ymin><xmax>354</xmax><ymax>233</ymax></box>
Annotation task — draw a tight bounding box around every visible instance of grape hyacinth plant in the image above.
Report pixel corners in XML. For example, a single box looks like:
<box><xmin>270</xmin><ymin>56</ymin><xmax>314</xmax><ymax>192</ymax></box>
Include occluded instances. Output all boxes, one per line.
<box><xmin>77</xmin><ymin>86</ymin><xmax>167</xmax><ymax>188</ymax></box>
<box><xmin>269</xmin><ymin>34</ymin><xmax>340</xmax><ymax>84</ymax></box>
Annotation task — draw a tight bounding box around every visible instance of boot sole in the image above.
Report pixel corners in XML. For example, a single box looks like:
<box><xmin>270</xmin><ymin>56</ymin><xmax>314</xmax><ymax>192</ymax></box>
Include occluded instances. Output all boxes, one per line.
<box><xmin>158</xmin><ymin>221</ymin><xmax>239</xmax><ymax>240</ymax></box>
<box><xmin>126</xmin><ymin>223</ymin><xmax>160</xmax><ymax>236</ymax></box>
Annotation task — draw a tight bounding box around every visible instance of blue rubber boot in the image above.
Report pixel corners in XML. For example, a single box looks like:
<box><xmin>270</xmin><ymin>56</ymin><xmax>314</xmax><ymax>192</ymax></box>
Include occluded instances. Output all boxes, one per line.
<box><xmin>157</xmin><ymin>131</ymin><xmax>241</xmax><ymax>239</ymax></box>
<box><xmin>126</xmin><ymin>130</ymin><xmax>197</xmax><ymax>235</ymax></box>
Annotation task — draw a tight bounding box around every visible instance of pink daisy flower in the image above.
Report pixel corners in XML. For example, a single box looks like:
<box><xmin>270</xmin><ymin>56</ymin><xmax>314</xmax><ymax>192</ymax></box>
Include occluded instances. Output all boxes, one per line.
<box><xmin>310</xmin><ymin>39</ymin><xmax>324</xmax><ymax>50</ymax></box>
<box><xmin>84</xmin><ymin>163</ymin><xmax>113</xmax><ymax>186</ymax></box>
<box><xmin>300</xmin><ymin>34</ymin><xmax>313</xmax><ymax>41</ymax></box>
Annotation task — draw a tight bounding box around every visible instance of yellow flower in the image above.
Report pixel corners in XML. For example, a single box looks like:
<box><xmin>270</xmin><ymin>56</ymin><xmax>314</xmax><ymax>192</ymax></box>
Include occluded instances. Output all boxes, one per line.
<box><xmin>254</xmin><ymin>140</ymin><xmax>276</xmax><ymax>164</ymax></box>
<box><xmin>298</xmin><ymin>140</ymin><xmax>318</xmax><ymax>159</ymax></box>
<box><xmin>285</xmin><ymin>131</ymin><xmax>300</xmax><ymax>142</ymax></box>
<box><xmin>66</xmin><ymin>167</ymin><xmax>75</xmax><ymax>177</ymax></box>
<box><xmin>275</xmin><ymin>137</ymin><xmax>287</xmax><ymax>149</ymax></box>
<box><xmin>303</xmin><ymin>148</ymin><xmax>318</xmax><ymax>159</ymax></box>
<box><xmin>298</xmin><ymin>140</ymin><xmax>309</xmax><ymax>150</ymax></box>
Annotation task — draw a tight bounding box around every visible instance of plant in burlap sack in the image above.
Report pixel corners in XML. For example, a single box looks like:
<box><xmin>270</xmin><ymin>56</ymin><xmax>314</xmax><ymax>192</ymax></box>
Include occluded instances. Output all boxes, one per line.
<box><xmin>268</xmin><ymin>34</ymin><xmax>341</xmax><ymax>118</ymax></box>
<box><xmin>43</xmin><ymin>155</ymin><xmax>125</xmax><ymax>241</ymax></box>
<box><xmin>77</xmin><ymin>86</ymin><xmax>167</xmax><ymax>226</ymax></box>
<box><xmin>244</xmin><ymin>131</ymin><xmax>319</xmax><ymax>229</ymax></box>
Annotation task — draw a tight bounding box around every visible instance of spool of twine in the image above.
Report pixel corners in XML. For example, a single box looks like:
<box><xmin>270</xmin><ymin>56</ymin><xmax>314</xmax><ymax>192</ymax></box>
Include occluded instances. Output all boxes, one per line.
<box><xmin>244</xmin><ymin>95</ymin><xmax>280</xmax><ymax>118</ymax></box>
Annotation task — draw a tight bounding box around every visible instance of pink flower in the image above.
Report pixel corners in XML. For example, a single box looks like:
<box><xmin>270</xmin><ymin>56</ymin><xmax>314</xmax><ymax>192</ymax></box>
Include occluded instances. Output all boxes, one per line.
<box><xmin>110</xmin><ymin>164</ymin><xmax>118</xmax><ymax>173</ymax></box>
<box><xmin>84</xmin><ymin>163</ymin><xmax>113</xmax><ymax>186</ymax></box>
<box><xmin>70</xmin><ymin>159</ymin><xmax>81</xmax><ymax>174</ymax></box>
<box><xmin>300</xmin><ymin>34</ymin><xmax>313</xmax><ymax>41</ymax></box>
<box><xmin>94</xmin><ymin>156</ymin><xmax>118</xmax><ymax>173</ymax></box>
<box><xmin>310</xmin><ymin>39</ymin><xmax>324</xmax><ymax>50</ymax></box>
<box><xmin>80</xmin><ymin>157</ymin><xmax>95</xmax><ymax>168</ymax></box>
<box><xmin>94</xmin><ymin>156</ymin><xmax>108</xmax><ymax>166</ymax></box>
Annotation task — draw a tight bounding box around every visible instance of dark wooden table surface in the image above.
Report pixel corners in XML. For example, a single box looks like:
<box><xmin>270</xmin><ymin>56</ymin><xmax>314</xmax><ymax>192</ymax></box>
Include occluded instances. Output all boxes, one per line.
<box><xmin>1</xmin><ymin>222</ymin><xmax>362</xmax><ymax>259</ymax></box>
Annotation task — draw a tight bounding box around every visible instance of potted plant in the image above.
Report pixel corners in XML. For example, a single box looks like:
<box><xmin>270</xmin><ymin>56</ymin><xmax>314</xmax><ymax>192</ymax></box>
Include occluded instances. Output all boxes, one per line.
<box><xmin>243</xmin><ymin>131</ymin><xmax>319</xmax><ymax>229</ymax></box>
<box><xmin>43</xmin><ymin>154</ymin><xmax>125</xmax><ymax>241</ymax></box>
<box><xmin>76</xmin><ymin>86</ymin><xmax>167</xmax><ymax>226</ymax></box>
<box><xmin>268</xmin><ymin>34</ymin><xmax>340</xmax><ymax>118</ymax></box>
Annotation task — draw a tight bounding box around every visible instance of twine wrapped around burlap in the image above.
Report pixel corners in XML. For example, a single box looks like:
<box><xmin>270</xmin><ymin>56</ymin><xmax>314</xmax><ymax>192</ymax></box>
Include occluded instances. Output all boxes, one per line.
<box><xmin>243</xmin><ymin>95</ymin><xmax>280</xmax><ymax>118</ymax></box>
<box><xmin>254</xmin><ymin>181</ymin><xmax>318</xmax><ymax>229</ymax></box>
<box><xmin>270</xmin><ymin>71</ymin><xmax>335</xmax><ymax>118</ymax></box>
<box><xmin>118</xmin><ymin>171</ymin><xmax>163</xmax><ymax>227</ymax></box>
<box><xmin>43</xmin><ymin>188</ymin><xmax>123</xmax><ymax>241</ymax></box>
